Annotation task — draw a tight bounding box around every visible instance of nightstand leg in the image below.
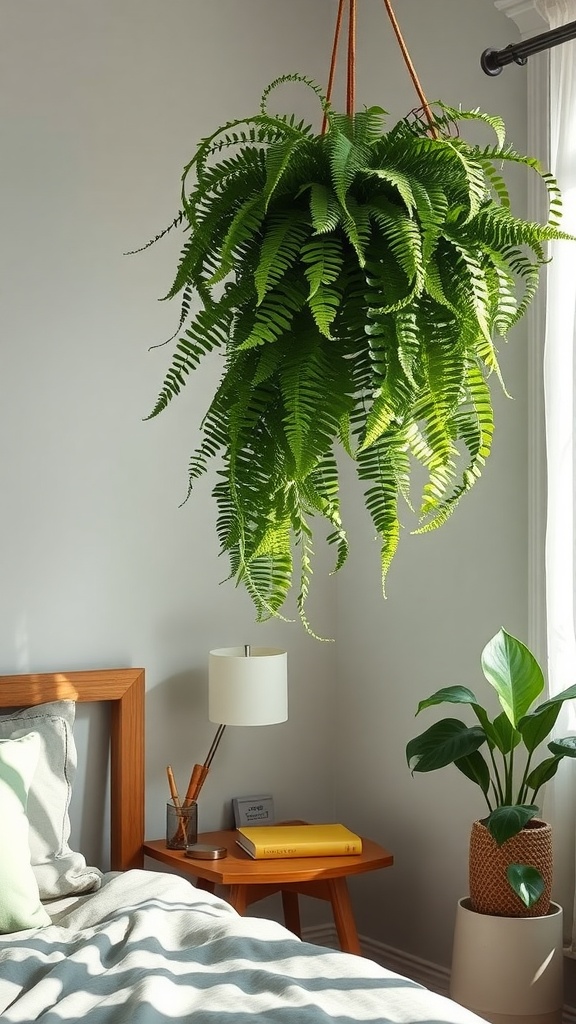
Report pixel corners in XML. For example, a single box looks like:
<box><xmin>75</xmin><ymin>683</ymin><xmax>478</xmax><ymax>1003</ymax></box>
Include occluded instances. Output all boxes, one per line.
<box><xmin>281</xmin><ymin>890</ymin><xmax>301</xmax><ymax>937</ymax></box>
<box><xmin>228</xmin><ymin>884</ymin><xmax>249</xmax><ymax>914</ymax></box>
<box><xmin>195</xmin><ymin>878</ymin><xmax>216</xmax><ymax>895</ymax></box>
<box><xmin>328</xmin><ymin>878</ymin><xmax>361</xmax><ymax>955</ymax></box>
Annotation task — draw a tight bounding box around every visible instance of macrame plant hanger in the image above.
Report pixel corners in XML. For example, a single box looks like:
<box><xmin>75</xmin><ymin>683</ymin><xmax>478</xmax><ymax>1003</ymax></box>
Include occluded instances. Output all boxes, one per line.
<box><xmin>322</xmin><ymin>0</ymin><xmax>437</xmax><ymax>137</ymax></box>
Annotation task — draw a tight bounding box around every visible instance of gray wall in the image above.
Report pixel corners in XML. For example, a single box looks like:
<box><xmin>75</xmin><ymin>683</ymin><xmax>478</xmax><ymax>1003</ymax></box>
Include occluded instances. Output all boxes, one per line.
<box><xmin>332</xmin><ymin>0</ymin><xmax>530</xmax><ymax>969</ymax></box>
<box><xmin>0</xmin><ymin>0</ymin><xmax>339</xmax><ymax>850</ymax></box>
<box><xmin>0</xmin><ymin>0</ymin><xmax>536</xmax><ymax>976</ymax></box>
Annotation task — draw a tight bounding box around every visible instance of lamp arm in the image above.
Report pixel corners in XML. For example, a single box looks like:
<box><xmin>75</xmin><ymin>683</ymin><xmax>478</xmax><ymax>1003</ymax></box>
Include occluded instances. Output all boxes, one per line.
<box><xmin>481</xmin><ymin>19</ymin><xmax>576</xmax><ymax>75</ymax></box>
<box><xmin>182</xmin><ymin>724</ymin><xmax>227</xmax><ymax>806</ymax></box>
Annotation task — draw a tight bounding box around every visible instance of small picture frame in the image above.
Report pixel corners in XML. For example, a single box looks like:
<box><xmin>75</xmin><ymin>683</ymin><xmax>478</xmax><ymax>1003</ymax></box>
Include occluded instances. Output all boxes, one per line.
<box><xmin>232</xmin><ymin>794</ymin><xmax>275</xmax><ymax>828</ymax></box>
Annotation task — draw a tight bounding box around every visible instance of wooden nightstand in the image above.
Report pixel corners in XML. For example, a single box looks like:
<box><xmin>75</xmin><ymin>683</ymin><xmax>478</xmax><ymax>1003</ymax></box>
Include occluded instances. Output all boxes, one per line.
<box><xmin>143</xmin><ymin>828</ymin><xmax>393</xmax><ymax>955</ymax></box>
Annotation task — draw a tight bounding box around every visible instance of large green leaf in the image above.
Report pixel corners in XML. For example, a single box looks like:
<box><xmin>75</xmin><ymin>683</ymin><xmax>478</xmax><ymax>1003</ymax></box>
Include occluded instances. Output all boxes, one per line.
<box><xmin>484</xmin><ymin>804</ymin><xmax>539</xmax><ymax>845</ymax></box>
<box><xmin>415</xmin><ymin>685</ymin><xmax>498</xmax><ymax>744</ymax></box>
<box><xmin>527</xmin><ymin>683</ymin><xmax>576</xmax><ymax>718</ymax></box>
<box><xmin>518</xmin><ymin>704</ymin><xmax>561</xmax><ymax>754</ymax></box>
<box><xmin>506</xmin><ymin>864</ymin><xmax>545</xmax><ymax>908</ymax></box>
<box><xmin>481</xmin><ymin>628</ymin><xmax>544</xmax><ymax>728</ymax></box>
<box><xmin>524</xmin><ymin>756</ymin><xmax>562</xmax><ymax>793</ymax></box>
<box><xmin>416</xmin><ymin>686</ymin><xmax>479</xmax><ymax>714</ymax></box>
<box><xmin>491</xmin><ymin>712</ymin><xmax>521</xmax><ymax>756</ymax></box>
<box><xmin>406</xmin><ymin>719</ymin><xmax>486</xmax><ymax>773</ymax></box>
<box><xmin>548</xmin><ymin>735</ymin><xmax>576</xmax><ymax>757</ymax></box>
<box><xmin>454</xmin><ymin>749</ymin><xmax>491</xmax><ymax>795</ymax></box>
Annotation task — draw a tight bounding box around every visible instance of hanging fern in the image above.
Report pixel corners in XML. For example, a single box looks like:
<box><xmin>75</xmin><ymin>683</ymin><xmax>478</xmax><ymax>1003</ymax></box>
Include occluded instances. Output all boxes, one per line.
<box><xmin>136</xmin><ymin>75</ymin><xmax>573</xmax><ymax>636</ymax></box>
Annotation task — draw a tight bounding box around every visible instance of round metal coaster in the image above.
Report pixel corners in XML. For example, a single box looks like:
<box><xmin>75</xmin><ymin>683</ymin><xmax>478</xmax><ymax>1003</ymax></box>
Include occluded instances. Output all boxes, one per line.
<box><xmin>185</xmin><ymin>843</ymin><xmax>227</xmax><ymax>860</ymax></box>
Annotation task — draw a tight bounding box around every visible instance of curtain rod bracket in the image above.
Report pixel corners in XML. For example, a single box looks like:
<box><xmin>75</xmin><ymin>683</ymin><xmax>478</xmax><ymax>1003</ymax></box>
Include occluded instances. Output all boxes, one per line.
<box><xmin>481</xmin><ymin>18</ymin><xmax>576</xmax><ymax>76</ymax></box>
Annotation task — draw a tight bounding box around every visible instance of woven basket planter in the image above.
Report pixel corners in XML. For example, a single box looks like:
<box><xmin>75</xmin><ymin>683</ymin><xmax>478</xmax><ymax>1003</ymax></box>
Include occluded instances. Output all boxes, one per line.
<box><xmin>469</xmin><ymin>818</ymin><xmax>553</xmax><ymax>917</ymax></box>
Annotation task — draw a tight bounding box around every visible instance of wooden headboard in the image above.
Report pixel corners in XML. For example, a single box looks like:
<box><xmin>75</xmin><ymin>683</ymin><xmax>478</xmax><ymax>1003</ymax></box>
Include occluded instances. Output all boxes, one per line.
<box><xmin>0</xmin><ymin>668</ymin><xmax>145</xmax><ymax>871</ymax></box>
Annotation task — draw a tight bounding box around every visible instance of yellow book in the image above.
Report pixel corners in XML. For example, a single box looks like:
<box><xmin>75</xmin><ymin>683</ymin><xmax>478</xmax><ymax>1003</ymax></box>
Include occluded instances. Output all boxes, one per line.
<box><xmin>236</xmin><ymin>823</ymin><xmax>362</xmax><ymax>859</ymax></box>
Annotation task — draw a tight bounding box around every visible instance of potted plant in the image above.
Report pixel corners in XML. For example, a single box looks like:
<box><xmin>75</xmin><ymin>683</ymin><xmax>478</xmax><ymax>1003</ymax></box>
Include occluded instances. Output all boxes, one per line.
<box><xmin>406</xmin><ymin>626</ymin><xmax>576</xmax><ymax>914</ymax></box>
<box><xmin>135</xmin><ymin>76</ymin><xmax>572</xmax><ymax>635</ymax></box>
<box><xmin>406</xmin><ymin>628</ymin><xmax>576</xmax><ymax>1023</ymax></box>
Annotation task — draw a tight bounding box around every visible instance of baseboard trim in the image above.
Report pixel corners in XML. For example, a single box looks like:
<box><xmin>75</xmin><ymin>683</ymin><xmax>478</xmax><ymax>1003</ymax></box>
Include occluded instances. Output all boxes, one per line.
<box><xmin>360</xmin><ymin>935</ymin><xmax>451</xmax><ymax>996</ymax></box>
<box><xmin>302</xmin><ymin>924</ymin><xmax>576</xmax><ymax>1023</ymax></box>
<box><xmin>302</xmin><ymin>924</ymin><xmax>450</xmax><ymax>995</ymax></box>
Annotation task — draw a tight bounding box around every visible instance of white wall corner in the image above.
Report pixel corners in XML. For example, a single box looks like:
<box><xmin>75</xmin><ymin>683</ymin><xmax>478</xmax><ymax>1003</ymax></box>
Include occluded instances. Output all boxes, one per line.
<box><xmin>494</xmin><ymin>0</ymin><xmax>549</xmax><ymax>35</ymax></box>
<box><xmin>492</xmin><ymin>0</ymin><xmax>550</xmax><ymax>666</ymax></box>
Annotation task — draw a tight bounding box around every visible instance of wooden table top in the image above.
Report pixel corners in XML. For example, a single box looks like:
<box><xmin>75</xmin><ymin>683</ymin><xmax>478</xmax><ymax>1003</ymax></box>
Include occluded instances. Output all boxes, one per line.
<box><xmin>143</xmin><ymin>828</ymin><xmax>394</xmax><ymax>886</ymax></box>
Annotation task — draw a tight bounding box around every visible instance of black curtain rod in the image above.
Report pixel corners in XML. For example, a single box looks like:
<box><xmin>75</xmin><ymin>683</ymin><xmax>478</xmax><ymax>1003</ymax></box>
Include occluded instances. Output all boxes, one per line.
<box><xmin>481</xmin><ymin>19</ymin><xmax>576</xmax><ymax>75</ymax></box>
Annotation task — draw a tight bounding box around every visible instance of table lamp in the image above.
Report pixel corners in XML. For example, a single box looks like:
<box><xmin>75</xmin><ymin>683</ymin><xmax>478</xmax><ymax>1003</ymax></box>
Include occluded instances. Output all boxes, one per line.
<box><xmin>180</xmin><ymin>645</ymin><xmax>287</xmax><ymax>805</ymax></box>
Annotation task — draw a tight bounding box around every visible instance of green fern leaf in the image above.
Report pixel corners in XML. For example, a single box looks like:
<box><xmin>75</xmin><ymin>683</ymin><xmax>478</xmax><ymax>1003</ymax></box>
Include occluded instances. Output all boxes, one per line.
<box><xmin>255</xmin><ymin>211</ymin><xmax>309</xmax><ymax>304</ymax></box>
<box><xmin>300</xmin><ymin>236</ymin><xmax>343</xmax><ymax>297</ymax></box>
<box><xmin>280</xmin><ymin>333</ymin><xmax>353</xmax><ymax>479</ymax></box>
<box><xmin>364</xmin><ymin>166</ymin><xmax>416</xmax><ymax>213</ymax></box>
<box><xmin>235</xmin><ymin>278</ymin><xmax>306</xmax><ymax>351</ymax></box>
<box><xmin>262</xmin><ymin>136</ymin><xmax>306</xmax><ymax>209</ymax></box>
<box><xmin>367</xmin><ymin>197</ymin><xmax>423</xmax><ymax>298</ymax></box>
<box><xmin>436</xmin><ymin>104</ymin><xmax>507</xmax><ymax>149</ymax></box>
<box><xmin>357</xmin><ymin>435</ymin><xmax>409</xmax><ymax>595</ymax></box>
<box><xmin>414</xmin><ymin>362</ymin><xmax>494</xmax><ymax>533</ymax></box>
<box><xmin>208</xmin><ymin>193</ymin><xmax>265</xmax><ymax>285</ymax></box>
<box><xmin>308</xmin><ymin>283</ymin><xmax>341</xmax><ymax>338</ymax></box>
<box><xmin>146</xmin><ymin>307</ymin><xmax>230</xmax><ymax>419</ymax></box>
<box><xmin>307</xmin><ymin>182</ymin><xmax>341</xmax><ymax>234</ymax></box>
<box><xmin>327</xmin><ymin>125</ymin><xmax>370</xmax><ymax>212</ymax></box>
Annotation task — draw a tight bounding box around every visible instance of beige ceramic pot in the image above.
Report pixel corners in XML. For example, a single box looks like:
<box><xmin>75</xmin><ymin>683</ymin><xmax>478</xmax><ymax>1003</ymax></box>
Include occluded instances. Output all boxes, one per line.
<box><xmin>450</xmin><ymin>897</ymin><xmax>563</xmax><ymax>1024</ymax></box>
<box><xmin>469</xmin><ymin>818</ymin><xmax>553</xmax><ymax>917</ymax></box>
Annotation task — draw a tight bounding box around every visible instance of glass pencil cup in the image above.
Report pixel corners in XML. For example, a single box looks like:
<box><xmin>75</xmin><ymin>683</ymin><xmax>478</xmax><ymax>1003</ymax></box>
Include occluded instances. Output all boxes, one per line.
<box><xmin>166</xmin><ymin>801</ymin><xmax>198</xmax><ymax>850</ymax></box>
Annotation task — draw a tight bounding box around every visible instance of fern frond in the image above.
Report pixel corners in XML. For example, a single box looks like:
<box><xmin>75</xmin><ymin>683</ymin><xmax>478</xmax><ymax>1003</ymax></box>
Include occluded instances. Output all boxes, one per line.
<box><xmin>280</xmin><ymin>332</ymin><xmax>353</xmax><ymax>479</ymax></box>
<box><xmin>357</xmin><ymin>434</ymin><xmax>410</xmax><ymax>595</ymax></box>
<box><xmin>255</xmin><ymin>210</ymin><xmax>309</xmax><ymax>303</ymax></box>
<box><xmin>414</xmin><ymin>361</ymin><xmax>494</xmax><ymax>532</ymax></box>
<box><xmin>303</xmin><ymin>452</ymin><xmax>349</xmax><ymax>574</ymax></box>
<box><xmin>364</xmin><ymin>166</ymin><xmax>415</xmax><ymax>213</ymax></box>
<box><xmin>307</xmin><ymin>182</ymin><xmax>342</xmax><ymax>234</ymax></box>
<box><xmin>436</xmin><ymin>103</ymin><xmax>507</xmax><ymax>149</ymax></box>
<box><xmin>149</xmin><ymin>282</ymin><xmax>195</xmax><ymax>352</ymax></box>
<box><xmin>367</xmin><ymin>197</ymin><xmax>424</xmax><ymax>299</ymax></box>
<box><xmin>235</xmin><ymin>278</ymin><xmax>306</xmax><ymax>351</ymax></box>
<box><xmin>327</xmin><ymin>126</ymin><xmax>370</xmax><ymax>212</ymax></box>
<box><xmin>163</xmin><ymin>169</ymin><xmax>263</xmax><ymax>301</ymax></box>
<box><xmin>124</xmin><ymin>211</ymin><xmax>185</xmax><ymax>256</ymax></box>
<box><xmin>300</xmin><ymin>236</ymin><xmax>343</xmax><ymax>296</ymax></box>
<box><xmin>208</xmin><ymin>193</ymin><xmax>265</xmax><ymax>285</ymax></box>
<box><xmin>146</xmin><ymin>305</ymin><xmax>231</xmax><ymax>419</ymax></box>
<box><xmin>260</xmin><ymin>72</ymin><xmax>329</xmax><ymax>118</ymax></box>
<box><xmin>262</xmin><ymin>136</ymin><xmax>307</xmax><ymax>209</ymax></box>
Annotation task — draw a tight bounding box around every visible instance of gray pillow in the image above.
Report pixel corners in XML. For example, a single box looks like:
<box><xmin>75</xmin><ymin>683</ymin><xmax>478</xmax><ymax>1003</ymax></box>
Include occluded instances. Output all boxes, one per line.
<box><xmin>0</xmin><ymin>732</ymin><xmax>51</xmax><ymax>932</ymax></box>
<box><xmin>0</xmin><ymin>701</ymin><xmax>102</xmax><ymax>899</ymax></box>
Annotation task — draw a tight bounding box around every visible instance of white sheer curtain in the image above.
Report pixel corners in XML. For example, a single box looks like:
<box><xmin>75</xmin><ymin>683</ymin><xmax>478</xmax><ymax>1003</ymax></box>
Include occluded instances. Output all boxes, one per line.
<box><xmin>538</xmin><ymin>0</ymin><xmax>576</xmax><ymax>952</ymax></box>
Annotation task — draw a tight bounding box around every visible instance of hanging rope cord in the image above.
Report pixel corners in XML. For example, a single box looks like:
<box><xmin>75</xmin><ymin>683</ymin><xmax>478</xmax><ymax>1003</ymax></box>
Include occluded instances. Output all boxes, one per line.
<box><xmin>322</xmin><ymin>0</ymin><xmax>437</xmax><ymax>136</ymax></box>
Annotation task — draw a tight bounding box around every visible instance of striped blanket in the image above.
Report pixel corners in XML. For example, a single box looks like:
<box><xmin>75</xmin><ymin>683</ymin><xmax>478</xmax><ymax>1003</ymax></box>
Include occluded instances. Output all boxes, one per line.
<box><xmin>0</xmin><ymin>869</ymin><xmax>483</xmax><ymax>1023</ymax></box>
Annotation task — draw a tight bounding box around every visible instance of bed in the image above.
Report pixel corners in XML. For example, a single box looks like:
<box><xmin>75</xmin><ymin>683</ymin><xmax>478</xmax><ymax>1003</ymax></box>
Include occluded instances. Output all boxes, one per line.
<box><xmin>0</xmin><ymin>667</ymin><xmax>486</xmax><ymax>1023</ymax></box>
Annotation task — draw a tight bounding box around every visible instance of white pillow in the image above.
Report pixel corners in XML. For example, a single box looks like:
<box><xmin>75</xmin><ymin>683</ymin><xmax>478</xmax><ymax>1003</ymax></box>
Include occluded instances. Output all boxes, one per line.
<box><xmin>0</xmin><ymin>701</ymin><xmax>102</xmax><ymax>899</ymax></box>
<box><xmin>0</xmin><ymin>732</ymin><xmax>51</xmax><ymax>933</ymax></box>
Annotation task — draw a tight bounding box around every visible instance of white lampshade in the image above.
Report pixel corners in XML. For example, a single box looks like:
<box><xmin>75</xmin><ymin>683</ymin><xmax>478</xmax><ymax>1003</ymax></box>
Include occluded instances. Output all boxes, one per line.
<box><xmin>209</xmin><ymin>647</ymin><xmax>288</xmax><ymax>726</ymax></box>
